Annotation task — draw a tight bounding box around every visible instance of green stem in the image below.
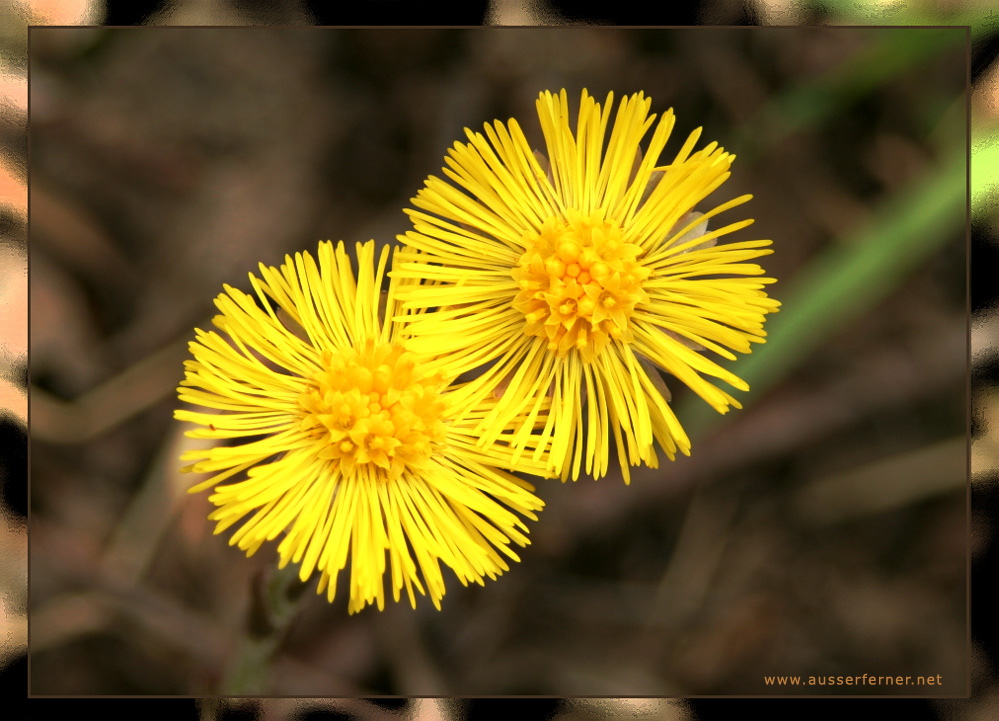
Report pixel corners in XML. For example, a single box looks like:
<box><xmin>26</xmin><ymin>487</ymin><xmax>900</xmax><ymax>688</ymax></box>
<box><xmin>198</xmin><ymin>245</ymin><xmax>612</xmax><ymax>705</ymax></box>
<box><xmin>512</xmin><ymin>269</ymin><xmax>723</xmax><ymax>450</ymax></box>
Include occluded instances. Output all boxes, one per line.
<box><xmin>219</xmin><ymin>563</ymin><xmax>309</xmax><ymax>695</ymax></box>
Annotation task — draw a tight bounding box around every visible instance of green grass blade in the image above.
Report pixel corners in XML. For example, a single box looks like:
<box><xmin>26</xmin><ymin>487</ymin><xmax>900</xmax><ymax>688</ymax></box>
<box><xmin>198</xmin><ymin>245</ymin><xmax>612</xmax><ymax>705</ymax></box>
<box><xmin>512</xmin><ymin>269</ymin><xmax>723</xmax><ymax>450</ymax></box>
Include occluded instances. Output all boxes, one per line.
<box><xmin>676</xmin><ymin>148</ymin><xmax>966</xmax><ymax>438</ymax></box>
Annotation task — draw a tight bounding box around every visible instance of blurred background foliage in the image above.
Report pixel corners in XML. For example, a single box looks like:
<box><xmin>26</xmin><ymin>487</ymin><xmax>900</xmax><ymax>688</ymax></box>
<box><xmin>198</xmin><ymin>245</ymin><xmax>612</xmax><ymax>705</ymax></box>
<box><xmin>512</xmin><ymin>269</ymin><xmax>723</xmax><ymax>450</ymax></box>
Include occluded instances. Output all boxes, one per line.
<box><xmin>0</xmin><ymin>1</ymin><xmax>994</xmax><ymax>720</ymax></box>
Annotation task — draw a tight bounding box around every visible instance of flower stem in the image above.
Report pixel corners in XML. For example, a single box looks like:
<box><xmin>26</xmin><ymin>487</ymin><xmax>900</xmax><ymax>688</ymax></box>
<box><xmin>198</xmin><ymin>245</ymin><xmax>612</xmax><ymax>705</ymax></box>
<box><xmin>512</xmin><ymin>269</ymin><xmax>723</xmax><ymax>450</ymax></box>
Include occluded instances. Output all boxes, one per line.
<box><xmin>219</xmin><ymin>563</ymin><xmax>309</xmax><ymax>695</ymax></box>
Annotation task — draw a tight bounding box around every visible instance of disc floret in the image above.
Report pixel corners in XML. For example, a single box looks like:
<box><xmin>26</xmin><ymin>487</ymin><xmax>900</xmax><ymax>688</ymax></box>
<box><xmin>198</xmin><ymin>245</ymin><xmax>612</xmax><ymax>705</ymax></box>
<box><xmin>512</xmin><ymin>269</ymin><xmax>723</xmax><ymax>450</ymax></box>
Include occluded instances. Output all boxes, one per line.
<box><xmin>512</xmin><ymin>210</ymin><xmax>650</xmax><ymax>362</ymax></box>
<box><xmin>299</xmin><ymin>339</ymin><xmax>447</xmax><ymax>481</ymax></box>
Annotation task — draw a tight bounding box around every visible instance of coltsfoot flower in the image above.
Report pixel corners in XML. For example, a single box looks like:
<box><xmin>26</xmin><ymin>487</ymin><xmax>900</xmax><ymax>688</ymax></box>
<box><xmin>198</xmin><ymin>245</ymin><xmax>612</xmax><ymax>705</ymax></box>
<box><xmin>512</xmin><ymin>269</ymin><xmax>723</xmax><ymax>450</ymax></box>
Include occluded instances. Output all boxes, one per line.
<box><xmin>175</xmin><ymin>241</ymin><xmax>547</xmax><ymax>613</ymax></box>
<box><xmin>393</xmin><ymin>89</ymin><xmax>780</xmax><ymax>483</ymax></box>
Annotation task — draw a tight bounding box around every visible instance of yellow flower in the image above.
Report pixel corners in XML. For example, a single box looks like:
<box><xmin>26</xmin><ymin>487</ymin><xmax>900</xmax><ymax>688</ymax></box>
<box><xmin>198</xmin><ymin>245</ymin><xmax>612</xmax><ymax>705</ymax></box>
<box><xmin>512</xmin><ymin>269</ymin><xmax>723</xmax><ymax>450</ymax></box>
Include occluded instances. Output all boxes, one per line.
<box><xmin>175</xmin><ymin>241</ymin><xmax>547</xmax><ymax>614</ymax></box>
<box><xmin>392</xmin><ymin>89</ymin><xmax>780</xmax><ymax>483</ymax></box>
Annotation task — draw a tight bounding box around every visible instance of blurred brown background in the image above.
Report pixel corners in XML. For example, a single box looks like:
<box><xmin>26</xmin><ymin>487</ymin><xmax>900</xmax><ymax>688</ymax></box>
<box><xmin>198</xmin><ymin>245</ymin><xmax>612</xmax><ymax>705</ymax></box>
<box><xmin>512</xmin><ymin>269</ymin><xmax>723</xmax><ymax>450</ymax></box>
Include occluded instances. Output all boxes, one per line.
<box><xmin>23</xmin><ymin>26</ymin><xmax>967</xmax><ymax>698</ymax></box>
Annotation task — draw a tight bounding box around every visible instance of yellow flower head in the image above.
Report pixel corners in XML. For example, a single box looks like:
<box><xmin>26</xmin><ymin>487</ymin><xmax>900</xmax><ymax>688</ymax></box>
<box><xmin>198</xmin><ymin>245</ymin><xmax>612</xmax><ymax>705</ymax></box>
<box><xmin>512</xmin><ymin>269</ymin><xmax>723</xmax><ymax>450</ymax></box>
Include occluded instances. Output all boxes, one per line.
<box><xmin>175</xmin><ymin>241</ymin><xmax>547</xmax><ymax>614</ymax></box>
<box><xmin>393</xmin><ymin>89</ymin><xmax>780</xmax><ymax>483</ymax></box>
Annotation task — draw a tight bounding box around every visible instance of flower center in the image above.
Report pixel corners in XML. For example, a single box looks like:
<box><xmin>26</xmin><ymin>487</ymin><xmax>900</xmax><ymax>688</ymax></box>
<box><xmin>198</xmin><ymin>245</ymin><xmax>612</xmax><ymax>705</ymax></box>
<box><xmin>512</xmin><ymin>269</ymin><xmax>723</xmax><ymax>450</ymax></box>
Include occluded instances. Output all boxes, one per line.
<box><xmin>298</xmin><ymin>340</ymin><xmax>447</xmax><ymax>481</ymax></box>
<box><xmin>511</xmin><ymin>211</ymin><xmax>650</xmax><ymax>362</ymax></box>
